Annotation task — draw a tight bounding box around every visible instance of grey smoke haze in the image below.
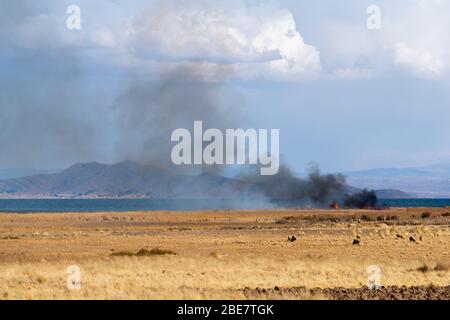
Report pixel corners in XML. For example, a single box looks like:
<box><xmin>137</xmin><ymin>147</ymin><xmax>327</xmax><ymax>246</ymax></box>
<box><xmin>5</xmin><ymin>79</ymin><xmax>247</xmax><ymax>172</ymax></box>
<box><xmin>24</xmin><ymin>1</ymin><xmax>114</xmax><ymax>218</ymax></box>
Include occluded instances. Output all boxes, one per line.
<box><xmin>0</xmin><ymin>1</ymin><xmax>349</xmax><ymax>206</ymax></box>
<box><xmin>0</xmin><ymin>46</ymin><xmax>117</xmax><ymax>169</ymax></box>
<box><xmin>0</xmin><ymin>1</ymin><xmax>114</xmax><ymax>169</ymax></box>
<box><xmin>111</xmin><ymin>65</ymin><xmax>347</xmax><ymax>205</ymax></box>
<box><xmin>113</xmin><ymin>65</ymin><xmax>246</xmax><ymax>171</ymax></box>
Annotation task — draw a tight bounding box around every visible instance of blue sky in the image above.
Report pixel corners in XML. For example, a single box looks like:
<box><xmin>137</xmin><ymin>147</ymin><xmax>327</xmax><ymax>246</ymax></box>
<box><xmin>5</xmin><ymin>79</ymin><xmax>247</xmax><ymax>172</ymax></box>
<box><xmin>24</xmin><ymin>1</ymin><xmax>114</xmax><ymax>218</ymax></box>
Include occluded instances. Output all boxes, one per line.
<box><xmin>1</xmin><ymin>0</ymin><xmax>450</xmax><ymax>172</ymax></box>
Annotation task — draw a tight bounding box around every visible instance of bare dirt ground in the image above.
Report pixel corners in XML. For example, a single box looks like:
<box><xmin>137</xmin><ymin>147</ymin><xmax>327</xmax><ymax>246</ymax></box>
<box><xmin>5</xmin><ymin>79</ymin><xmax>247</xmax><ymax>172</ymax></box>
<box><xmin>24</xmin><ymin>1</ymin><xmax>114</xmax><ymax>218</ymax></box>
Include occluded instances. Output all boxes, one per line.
<box><xmin>242</xmin><ymin>285</ymin><xmax>450</xmax><ymax>300</ymax></box>
<box><xmin>0</xmin><ymin>207</ymin><xmax>448</xmax><ymax>300</ymax></box>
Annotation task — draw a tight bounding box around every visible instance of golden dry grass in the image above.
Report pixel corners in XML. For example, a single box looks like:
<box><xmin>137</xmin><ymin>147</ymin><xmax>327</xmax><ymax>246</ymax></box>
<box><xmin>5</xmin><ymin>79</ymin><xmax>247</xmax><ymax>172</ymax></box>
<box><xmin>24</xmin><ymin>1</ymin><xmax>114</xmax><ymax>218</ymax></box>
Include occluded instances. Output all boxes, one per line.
<box><xmin>0</xmin><ymin>208</ymin><xmax>448</xmax><ymax>299</ymax></box>
<box><xmin>2</xmin><ymin>256</ymin><xmax>449</xmax><ymax>300</ymax></box>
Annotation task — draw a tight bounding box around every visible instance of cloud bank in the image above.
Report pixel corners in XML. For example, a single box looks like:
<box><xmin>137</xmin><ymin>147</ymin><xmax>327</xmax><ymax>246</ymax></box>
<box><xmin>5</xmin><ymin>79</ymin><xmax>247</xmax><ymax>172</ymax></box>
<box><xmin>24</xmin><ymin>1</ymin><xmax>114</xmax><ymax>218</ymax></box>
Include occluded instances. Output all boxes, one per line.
<box><xmin>323</xmin><ymin>0</ymin><xmax>450</xmax><ymax>80</ymax></box>
<box><xmin>131</xmin><ymin>0</ymin><xmax>321</xmax><ymax>80</ymax></box>
<box><xmin>1</xmin><ymin>0</ymin><xmax>321</xmax><ymax>81</ymax></box>
<box><xmin>5</xmin><ymin>0</ymin><xmax>450</xmax><ymax>81</ymax></box>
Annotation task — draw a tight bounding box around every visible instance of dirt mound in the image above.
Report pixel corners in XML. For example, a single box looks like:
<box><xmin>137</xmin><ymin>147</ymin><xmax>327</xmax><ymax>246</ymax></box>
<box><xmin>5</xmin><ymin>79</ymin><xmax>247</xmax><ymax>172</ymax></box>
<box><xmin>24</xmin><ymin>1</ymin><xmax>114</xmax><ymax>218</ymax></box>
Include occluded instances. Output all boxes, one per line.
<box><xmin>242</xmin><ymin>285</ymin><xmax>450</xmax><ymax>300</ymax></box>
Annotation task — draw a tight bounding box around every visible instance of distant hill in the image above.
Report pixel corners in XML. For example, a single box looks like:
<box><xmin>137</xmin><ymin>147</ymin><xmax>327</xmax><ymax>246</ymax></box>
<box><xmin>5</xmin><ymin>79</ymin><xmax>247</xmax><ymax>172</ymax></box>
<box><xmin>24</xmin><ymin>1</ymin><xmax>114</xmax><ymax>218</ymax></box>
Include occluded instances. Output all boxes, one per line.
<box><xmin>0</xmin><ymin>168</ymin><xmax>59</xmax><ymax>180</ymax></box>
<box><xmin>345</xmin><ymin>165</ymin><xmax>450</xmax><ymax>198</ymax></box>
<box><xmin>374</xmin><ymin>189</ymin><xmax>413</xmax><ymax>199</ymax></box>
<box><xmin>345</xmin><ymin>168</ymin><xmax>430</xmax><ymax>178</ymax></box>
<box><xmin>2</xmin><ymin>161</ymin><xmax>441</xmax><ymax>199</ymax></box>
<box><xmin>0</xmin><ymin>161</ymin><xmax>361</xmax><ymax>200</ymax></box>
<box><xmin>0</xmin><ymin>161</ymin><xmax>253</xmax><ymax>199</ymax></box>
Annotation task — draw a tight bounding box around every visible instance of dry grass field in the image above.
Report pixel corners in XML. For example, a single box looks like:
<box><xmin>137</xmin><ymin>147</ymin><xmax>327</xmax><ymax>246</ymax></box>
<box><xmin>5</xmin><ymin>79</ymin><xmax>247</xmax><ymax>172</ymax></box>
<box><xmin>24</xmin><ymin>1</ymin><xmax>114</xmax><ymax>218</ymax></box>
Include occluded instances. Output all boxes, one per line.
<box><xmin>0</xmin><ymin>208</ymin><xmax>449</xmax><ymax>300</ymax></box>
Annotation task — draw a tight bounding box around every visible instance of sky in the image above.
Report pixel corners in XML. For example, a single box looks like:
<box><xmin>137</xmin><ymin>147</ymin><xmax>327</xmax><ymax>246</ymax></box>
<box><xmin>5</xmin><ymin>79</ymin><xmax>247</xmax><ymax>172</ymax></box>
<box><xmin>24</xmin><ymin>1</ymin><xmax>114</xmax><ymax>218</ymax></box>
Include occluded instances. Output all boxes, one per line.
<box><xmin>1</xmin><ymin>0</ymin><xmax>450</xmax><ymax>173</ymax></box>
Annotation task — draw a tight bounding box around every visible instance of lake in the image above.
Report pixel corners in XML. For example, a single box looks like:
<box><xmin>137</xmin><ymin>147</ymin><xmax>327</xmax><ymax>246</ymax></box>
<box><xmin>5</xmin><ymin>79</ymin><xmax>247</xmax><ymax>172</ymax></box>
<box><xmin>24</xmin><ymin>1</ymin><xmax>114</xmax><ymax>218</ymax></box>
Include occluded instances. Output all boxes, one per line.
<box><xmin>0</xmin><ymin>198</ymin><xmax>449</xmax><ymax>213</ymax></box>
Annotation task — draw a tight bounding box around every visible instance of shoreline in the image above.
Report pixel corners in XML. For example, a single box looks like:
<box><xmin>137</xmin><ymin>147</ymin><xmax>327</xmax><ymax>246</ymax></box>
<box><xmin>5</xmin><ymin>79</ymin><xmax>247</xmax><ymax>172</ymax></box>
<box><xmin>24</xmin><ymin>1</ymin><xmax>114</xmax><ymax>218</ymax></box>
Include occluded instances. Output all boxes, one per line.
<box><xmin>1</xmin><ymin>198</ymin><xmax>450</xmax><ymax>214</ymax></box>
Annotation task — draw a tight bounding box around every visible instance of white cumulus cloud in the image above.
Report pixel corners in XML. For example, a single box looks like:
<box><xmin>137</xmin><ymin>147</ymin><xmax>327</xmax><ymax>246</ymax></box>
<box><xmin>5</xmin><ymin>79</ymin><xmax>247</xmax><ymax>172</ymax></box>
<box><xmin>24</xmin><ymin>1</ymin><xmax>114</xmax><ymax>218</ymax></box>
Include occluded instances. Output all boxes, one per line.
<box><xmin>131</xmin><ymin>0</ymin><xmax>321</xmax><ymax>80</ymax></box>
<box><xmin>322</xmin><ymin>0</ymin><xmax>450</xmax><ymax>80</ymax></box>
<box><xmin>394</xmin><ymin>43</ymin><xmax>446</xmax><ymax>78</ymax></box>
<box><xmin>388</xmin><ymin>0</ymin><xmax>450</xmax><ymax>78</ymax></box>
<box><xmin>1</xmin><ymin>0</ymin><xmax>320</xmax><ymax>81</ymax></box>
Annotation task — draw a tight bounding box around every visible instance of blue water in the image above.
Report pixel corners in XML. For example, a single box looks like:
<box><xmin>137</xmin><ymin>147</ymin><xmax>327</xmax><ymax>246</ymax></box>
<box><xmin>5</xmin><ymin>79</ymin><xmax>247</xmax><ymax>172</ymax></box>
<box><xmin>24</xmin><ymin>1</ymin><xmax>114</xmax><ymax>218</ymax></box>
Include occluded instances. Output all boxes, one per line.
<box><xmin>378</xmin><ymin>198</ymin><xmax>450</xmax><ymax>208</ymax></box>
<box><xmin>0</xmin><ymin>199</ymin><xmax>279</xmax><ymax>213</ymax></box>
<box><xmin>0</xmin><ymin>198</ymin><xmax>449</xmax><ymax>213</ymax></box>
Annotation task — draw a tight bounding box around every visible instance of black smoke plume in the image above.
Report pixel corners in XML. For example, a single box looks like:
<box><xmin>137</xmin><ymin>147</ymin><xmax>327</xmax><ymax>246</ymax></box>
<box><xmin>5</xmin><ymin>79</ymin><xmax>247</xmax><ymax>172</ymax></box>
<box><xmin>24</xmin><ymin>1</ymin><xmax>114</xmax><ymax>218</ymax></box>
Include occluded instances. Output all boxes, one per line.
<box><xmin>240</xmin><ymin>163</ymin><xmax>347</xmax><ymax>206</ymax></box>
<box><xmin>343</xmin><ymin>189</ymin><xmax>378</xmax><ymax>209</ymax></box>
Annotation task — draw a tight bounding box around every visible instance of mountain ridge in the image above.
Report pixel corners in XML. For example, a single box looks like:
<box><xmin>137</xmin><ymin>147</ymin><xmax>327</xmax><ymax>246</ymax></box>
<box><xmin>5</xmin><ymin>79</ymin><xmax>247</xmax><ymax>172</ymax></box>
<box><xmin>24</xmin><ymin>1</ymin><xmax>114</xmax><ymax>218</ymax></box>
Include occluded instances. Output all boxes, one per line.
<box><xmin>344</xmin><ymin>165</ymin><xmax>450</xmax><ymax>197</ymax></box>
<box><xmin>0</xmin><ymin>161</ymin><xmax>252</xmax><ymax>199</ymax></box>
<box><xmin>0</xmin><ymin>161</ymin><xmax>419</xmax><ymax>199</ymax></box>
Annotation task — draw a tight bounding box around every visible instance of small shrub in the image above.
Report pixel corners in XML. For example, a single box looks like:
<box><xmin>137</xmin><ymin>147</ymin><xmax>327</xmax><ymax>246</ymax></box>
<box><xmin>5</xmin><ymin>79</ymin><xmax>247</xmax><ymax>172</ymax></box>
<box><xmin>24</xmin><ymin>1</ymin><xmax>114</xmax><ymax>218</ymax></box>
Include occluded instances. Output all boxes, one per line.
<box><xmin>434</xmin><ymin>262</ymin><xmax>449</xmax><ymax>272</ymax></box>
<box><xmin>111</xmin><ymin>248</ymin><xmax>176</xmax><ymax>257</ymax></box>
<box><xmin>360</xmin><ymin>215</ymin><xmax>372</xmax><ymax>222</ymax></box>
<box><xmin>0</xmin><ymin>236</ymin><xmax>20</xmax><ymax>240</ymax></box>
<box><xmin>416</xmin><ymin>262</ymin><xmax>448</xmax><ymax>272</ymax></box>
<box><xmin>110</xmin><ymin>251</ymin><xmax>134</xmax><ymax>257</ymax></box>
<box><xmin>421</xmin><ymin>212</ymin><xmax>431</xmax><ymax>219</ymax></box>
<box><xmin>416</xmin><ymin>264</ymin><xmax>430</xmax><ymax>272</ymax></box>
<box><xmin>275</xmin><ymin>216</ymin><xmax>301</xmax><ymax>224</ymax></box>
<box><xmin>137</xmin><ymin>248</ymin><xmax>176</xmax><ymax>256</ymax></box>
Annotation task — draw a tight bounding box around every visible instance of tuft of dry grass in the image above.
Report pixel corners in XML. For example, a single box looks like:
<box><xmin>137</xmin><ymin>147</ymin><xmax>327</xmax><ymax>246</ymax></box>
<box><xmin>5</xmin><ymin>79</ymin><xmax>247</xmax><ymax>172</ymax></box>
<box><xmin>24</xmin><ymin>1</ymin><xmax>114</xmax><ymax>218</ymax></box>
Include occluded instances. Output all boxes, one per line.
<box><xmin>416</xmin><ymin>264</ymin><xmax>431</xmax><ymax>273</ymax></box>
<box><xmin>434</xmin><ymin>262</ymin><xmax>449</xmax><ymax>272</ymax></box>
<box><xmin>0</xmin><ymin>235</ymin><xmax>21</xmax><ymax>240</ymax></box>
<box><xmin>111</xmin><ymin>248</ymin><xmax>176</xmax><ymax>257</ymax></box>
<box><xmin>421</xmin><ymin>212</ymin><xmax>431</xmax><ymax>219</ymax></box>
<box><xmin>416</xmin><ymin>262</ymin><xmax>449</xmax><ymax>273</ymax></box>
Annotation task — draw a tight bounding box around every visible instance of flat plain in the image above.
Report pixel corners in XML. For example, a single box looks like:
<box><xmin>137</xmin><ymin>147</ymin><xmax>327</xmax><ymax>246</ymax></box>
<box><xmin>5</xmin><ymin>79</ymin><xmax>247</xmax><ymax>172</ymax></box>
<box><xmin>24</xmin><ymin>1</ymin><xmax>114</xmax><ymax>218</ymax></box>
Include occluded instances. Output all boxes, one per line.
<box><xmin>0</xmin><ymin>208</ymin><xmax>448</xmax><ymax>299</ymax></box>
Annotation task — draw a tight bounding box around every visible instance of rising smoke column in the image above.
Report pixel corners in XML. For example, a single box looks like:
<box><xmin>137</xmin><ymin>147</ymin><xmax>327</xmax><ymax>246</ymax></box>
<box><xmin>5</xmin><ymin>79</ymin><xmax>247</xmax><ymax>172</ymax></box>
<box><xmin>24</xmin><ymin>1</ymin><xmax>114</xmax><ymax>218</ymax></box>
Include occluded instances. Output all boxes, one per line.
<box><xmin>113</xmin><ymin>64</ymin><xmax>248</xmax><ymax>171</ymax></box>
<box><xmin>113</xmin><ymin>65</ymin><xmax>347</xmax><ymax>205</ymax></box>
